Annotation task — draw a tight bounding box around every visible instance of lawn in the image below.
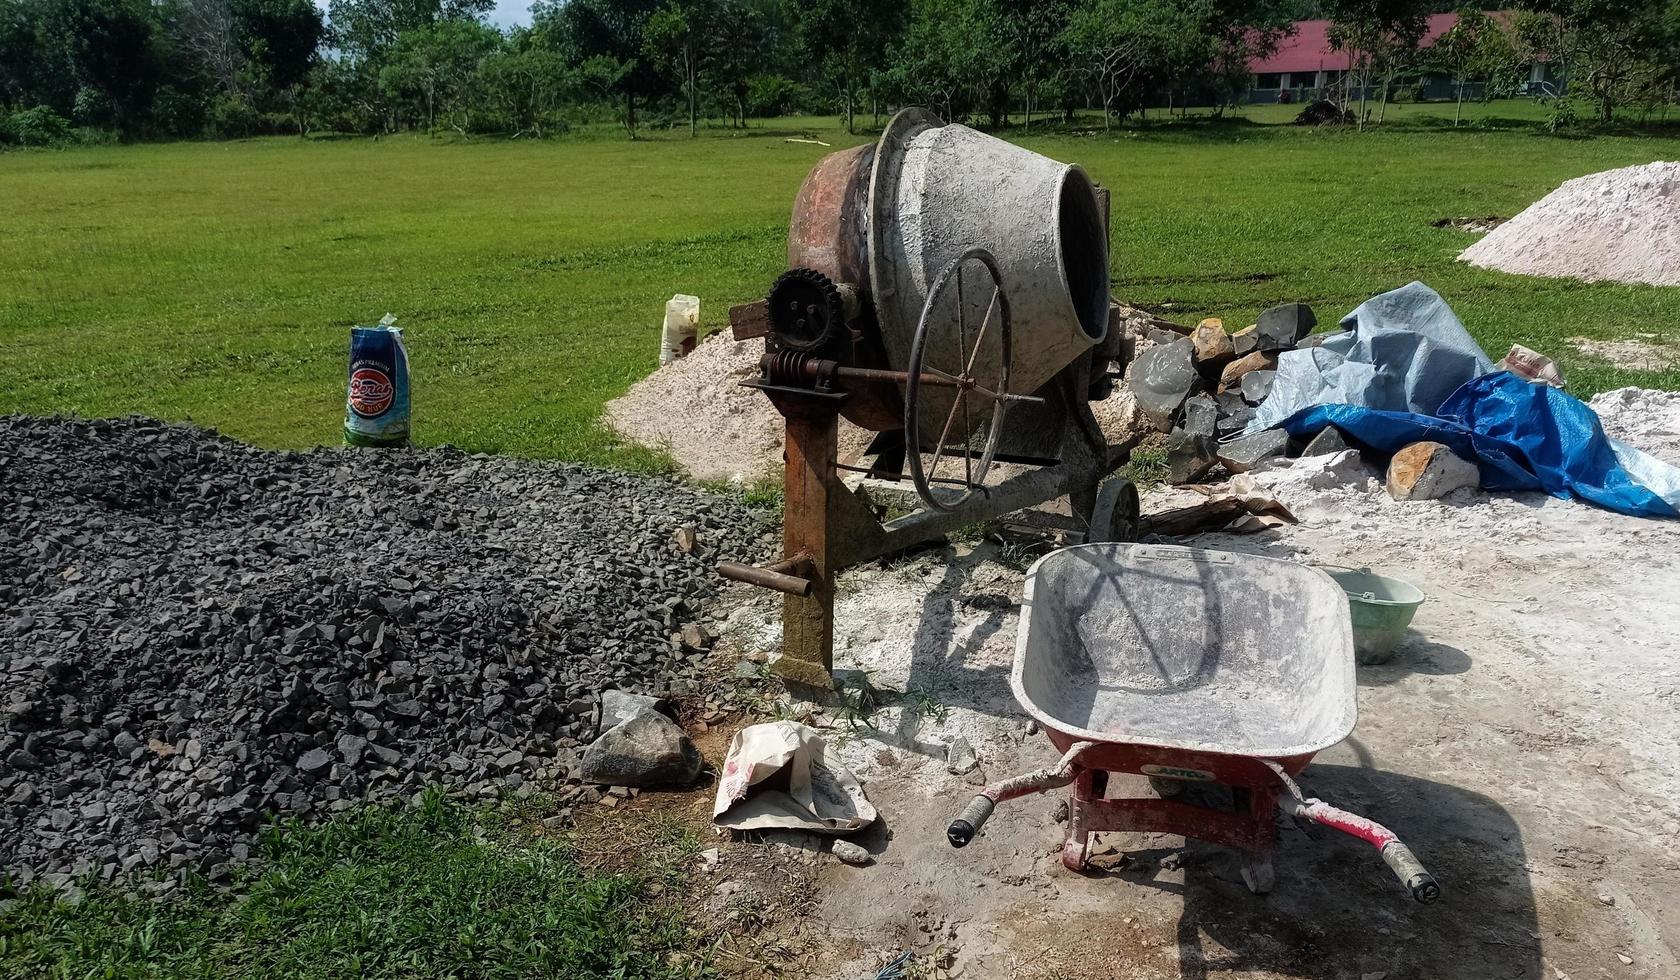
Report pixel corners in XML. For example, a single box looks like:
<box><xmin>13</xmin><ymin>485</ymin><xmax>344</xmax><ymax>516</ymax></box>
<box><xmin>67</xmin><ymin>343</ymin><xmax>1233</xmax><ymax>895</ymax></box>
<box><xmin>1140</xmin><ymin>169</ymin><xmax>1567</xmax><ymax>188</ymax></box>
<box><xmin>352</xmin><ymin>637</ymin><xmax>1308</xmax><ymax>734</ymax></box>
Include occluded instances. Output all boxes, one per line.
<box><xmin>0</xmin><ymin>791</ymin><xmax>711</xmax><ymax>980</ymax></box>
<box><xmin>3</xmin><ymin>107</ymin><xmax>1678</xmax><ymax>468</ymax></box>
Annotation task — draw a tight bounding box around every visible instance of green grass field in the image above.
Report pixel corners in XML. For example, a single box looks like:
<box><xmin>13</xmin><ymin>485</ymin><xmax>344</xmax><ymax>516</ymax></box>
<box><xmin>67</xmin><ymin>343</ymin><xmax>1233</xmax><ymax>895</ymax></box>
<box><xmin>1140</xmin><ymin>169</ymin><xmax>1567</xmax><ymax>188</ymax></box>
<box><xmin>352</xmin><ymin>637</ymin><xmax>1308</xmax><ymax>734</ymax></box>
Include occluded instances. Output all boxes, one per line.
<box><xmin>3</xmin><ymin>105</ymin><xmax>1678</xmax><ymax>472</ymax></box>
<box><xmin>0</xmin><ymin>791</ymin><xmax>710</xmax><ymax>979</ymax></box>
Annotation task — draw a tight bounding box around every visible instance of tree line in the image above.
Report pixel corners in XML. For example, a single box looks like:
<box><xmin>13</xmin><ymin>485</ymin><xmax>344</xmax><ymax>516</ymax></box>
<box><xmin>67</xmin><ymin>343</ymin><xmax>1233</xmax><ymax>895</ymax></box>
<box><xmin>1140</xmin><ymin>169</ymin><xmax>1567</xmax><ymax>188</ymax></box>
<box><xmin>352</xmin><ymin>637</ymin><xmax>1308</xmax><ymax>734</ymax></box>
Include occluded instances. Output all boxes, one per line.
<box><xmin>0</xmin><ymin>0</ymin><xmax>1675</xmax><ymax>145</ymax></box>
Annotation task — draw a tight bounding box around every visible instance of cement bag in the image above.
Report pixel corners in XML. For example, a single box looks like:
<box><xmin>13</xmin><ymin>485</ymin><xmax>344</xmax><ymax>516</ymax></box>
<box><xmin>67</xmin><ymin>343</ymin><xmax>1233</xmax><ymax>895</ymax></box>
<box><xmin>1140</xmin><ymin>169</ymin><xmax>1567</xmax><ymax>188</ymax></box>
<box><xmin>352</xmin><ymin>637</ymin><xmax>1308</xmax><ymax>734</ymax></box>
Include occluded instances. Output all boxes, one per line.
<box><xmin>659</xmin><ymin>294</ymin><xmax>700</xmax><ymax>367</ymax></box>
<box><xmin>713</xmin><ymin>721</ymin><xmax>876</xmax><ymax>834</ymax></box>
<box><xmin>344</xmin><ymin>314</ymin><xmax>410</xmax><ymax>447</ymax></box>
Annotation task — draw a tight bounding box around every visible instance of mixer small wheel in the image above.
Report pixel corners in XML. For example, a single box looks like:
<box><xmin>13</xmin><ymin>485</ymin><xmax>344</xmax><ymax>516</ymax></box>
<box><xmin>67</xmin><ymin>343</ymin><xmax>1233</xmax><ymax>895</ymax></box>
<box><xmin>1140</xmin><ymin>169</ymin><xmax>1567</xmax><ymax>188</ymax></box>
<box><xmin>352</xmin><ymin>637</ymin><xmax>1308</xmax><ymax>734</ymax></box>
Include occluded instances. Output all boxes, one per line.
<box><xmin>904</xmin><ymin>248</ymin><xmax>1015</xmax><ymax>511</ymax></box>
<box><xmin>1087</xmin><ymin>477</ymin><xmax>1141</xmax><ymax>543</ymax></box>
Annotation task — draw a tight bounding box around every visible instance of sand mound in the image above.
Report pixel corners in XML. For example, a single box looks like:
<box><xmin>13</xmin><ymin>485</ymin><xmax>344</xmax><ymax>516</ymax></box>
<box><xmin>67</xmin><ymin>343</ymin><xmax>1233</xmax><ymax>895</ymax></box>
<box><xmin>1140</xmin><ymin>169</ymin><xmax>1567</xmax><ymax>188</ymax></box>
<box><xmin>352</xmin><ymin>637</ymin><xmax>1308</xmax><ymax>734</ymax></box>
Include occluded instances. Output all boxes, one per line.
<box><xmin>1459</xmin><ymin>161</ymin><xmax>1680</xmax><ymax>285</ymax></box>
<box><xmin>605</xmin><ymin>332</ymin><xmax>874</xmax><ymax>483</ymax></box>
<box><xmin>1589</xmin><ymin>386</ymin><xmax>1680</xmax><ymax>464</ymax></box>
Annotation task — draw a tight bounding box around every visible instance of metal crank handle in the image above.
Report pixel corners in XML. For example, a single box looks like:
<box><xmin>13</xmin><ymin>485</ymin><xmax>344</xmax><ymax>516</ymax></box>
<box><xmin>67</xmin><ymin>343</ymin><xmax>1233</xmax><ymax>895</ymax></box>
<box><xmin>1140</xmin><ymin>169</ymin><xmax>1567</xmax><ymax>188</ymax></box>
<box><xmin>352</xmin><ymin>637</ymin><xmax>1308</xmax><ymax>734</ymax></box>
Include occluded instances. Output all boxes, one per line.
<box><xmin>1381</xmin><ymin>841</ymin><xmax>1441</xmax><ymax>904</ymax></box>
<box><xmin>947</xmin><ymin>796</ymin><xmax>995</xmax><ymax>848</ymax></box>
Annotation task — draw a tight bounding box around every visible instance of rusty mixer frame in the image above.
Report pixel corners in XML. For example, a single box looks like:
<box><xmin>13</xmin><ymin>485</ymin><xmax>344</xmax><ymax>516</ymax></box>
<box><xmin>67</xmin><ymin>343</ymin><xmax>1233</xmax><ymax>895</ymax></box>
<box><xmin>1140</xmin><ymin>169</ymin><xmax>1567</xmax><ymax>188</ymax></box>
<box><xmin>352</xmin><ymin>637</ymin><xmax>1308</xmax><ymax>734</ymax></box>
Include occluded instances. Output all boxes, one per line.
<box><xmin>718</xmin><ymin>110</ymin><xmax>1143</xmax><ymax>688</ymax></box>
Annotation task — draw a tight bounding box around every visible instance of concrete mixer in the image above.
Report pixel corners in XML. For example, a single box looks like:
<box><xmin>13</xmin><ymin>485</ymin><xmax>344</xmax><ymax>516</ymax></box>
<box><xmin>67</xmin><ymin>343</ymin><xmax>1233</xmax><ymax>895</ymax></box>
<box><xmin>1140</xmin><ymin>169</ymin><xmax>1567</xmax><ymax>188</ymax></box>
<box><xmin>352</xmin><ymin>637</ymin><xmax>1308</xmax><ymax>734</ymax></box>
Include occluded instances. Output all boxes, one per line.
<box><xmin>718</xmin><ymin>109</ymin><xmax>1141</xmax><ymax>687</ymax></box>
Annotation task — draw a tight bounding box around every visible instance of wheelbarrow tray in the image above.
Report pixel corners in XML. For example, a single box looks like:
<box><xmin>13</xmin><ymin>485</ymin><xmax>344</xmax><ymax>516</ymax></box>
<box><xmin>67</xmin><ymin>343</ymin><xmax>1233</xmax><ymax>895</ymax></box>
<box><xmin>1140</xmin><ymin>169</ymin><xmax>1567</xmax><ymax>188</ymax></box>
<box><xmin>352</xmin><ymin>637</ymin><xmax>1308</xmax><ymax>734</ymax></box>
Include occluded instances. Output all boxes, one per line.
<box><xmin>1011</xmin><ymin>543</ymin><xmax>1357</xmax><ymax>767</ymax></box>
<box><xmin>952</xmin><ymin>544</ymin><xmax>1438</xmax><ymax>903</ymax></box>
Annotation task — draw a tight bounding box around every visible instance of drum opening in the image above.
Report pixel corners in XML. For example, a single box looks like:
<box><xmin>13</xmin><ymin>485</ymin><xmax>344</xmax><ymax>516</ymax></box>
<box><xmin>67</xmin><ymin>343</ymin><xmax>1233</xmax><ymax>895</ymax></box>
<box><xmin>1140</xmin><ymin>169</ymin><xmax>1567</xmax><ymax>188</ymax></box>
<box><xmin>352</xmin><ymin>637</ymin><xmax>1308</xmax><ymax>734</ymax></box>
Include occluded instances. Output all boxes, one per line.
<box><xmin>1058</xmin><ymin>170</ymin><xmax>1109</xmax><ymax>341</ymax></box>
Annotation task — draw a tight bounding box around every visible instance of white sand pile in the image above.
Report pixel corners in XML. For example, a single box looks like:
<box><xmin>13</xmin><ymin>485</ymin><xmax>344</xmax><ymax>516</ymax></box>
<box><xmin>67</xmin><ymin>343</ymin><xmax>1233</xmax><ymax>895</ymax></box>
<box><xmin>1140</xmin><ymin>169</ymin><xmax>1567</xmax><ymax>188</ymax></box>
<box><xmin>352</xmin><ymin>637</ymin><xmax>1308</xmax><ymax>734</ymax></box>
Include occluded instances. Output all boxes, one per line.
<box><xmin>604</xmin><ymin>332</ymin><xmax>874</xmax><ymax>483</ymax></box>
<box><xmin>1459</xmin><ymin>161</ymin><xmax>1680</xmax><ymax>285</ymax></box>
<box><xmin>1590</xmin><ymin>386</ymin><xmax>1680</xmax><ymax>464</ymax></box>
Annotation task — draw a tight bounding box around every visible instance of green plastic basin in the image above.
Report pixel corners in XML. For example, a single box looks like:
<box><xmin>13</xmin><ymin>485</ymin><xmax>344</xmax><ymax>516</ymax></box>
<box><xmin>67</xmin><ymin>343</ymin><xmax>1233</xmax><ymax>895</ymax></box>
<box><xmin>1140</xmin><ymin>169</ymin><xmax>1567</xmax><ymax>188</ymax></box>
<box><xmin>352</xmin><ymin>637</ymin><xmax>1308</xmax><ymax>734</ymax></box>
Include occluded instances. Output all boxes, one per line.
<box><xmin>1327</xmin><ymin>569</ymin><xmax>1424</xmax><ymax>665</ymax></box>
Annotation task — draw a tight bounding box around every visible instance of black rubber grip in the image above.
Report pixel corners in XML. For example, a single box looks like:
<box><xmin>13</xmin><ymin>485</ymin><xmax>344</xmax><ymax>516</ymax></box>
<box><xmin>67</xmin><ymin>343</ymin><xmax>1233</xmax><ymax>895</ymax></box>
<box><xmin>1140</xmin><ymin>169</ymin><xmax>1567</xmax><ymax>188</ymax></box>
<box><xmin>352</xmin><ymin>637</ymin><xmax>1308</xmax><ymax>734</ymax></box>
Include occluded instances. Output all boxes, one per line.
<box><xmin>947</xmin><ymin>796</ymin><xmax>995</xmax><ymax>848</ymax></box>
<box><xmin>1382</xmin><ymin>842</ymin><xmax>1440</xmax><ymax>904</ymax></box>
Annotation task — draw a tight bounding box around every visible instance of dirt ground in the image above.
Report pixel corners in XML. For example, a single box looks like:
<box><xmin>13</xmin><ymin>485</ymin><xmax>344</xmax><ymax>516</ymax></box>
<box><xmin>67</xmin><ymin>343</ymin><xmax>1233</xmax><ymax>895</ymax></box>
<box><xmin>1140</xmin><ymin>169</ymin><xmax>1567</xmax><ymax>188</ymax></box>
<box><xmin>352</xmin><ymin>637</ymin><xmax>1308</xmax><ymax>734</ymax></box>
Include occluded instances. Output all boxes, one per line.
<box><xmin>705</xmin><ymin>460</ymin><xmax>1680</xmax><ymax>980</ymax></box>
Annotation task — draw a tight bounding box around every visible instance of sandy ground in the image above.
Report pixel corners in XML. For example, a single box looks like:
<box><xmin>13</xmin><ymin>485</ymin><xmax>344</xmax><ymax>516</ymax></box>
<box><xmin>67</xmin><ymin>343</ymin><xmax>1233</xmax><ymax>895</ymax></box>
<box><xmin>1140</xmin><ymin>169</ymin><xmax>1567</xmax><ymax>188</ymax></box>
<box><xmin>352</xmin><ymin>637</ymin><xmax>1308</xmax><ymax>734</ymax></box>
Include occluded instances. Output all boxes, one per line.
<box><xmin>712</xmin><ymin>450</ymin><xmax>1680</xmax><ymax>979</ymax></box>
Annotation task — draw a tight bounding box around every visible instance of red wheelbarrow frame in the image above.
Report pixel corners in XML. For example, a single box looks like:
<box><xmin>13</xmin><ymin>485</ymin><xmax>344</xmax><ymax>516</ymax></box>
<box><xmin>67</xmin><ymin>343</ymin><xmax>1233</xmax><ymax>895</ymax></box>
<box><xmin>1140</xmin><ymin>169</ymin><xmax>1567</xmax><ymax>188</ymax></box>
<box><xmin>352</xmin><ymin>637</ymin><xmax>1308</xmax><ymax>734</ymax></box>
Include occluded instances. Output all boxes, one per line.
<box><xmin>948</xmin><ymin>732</ymin><xmax>1440</xmax><ymax>903</ymax></box>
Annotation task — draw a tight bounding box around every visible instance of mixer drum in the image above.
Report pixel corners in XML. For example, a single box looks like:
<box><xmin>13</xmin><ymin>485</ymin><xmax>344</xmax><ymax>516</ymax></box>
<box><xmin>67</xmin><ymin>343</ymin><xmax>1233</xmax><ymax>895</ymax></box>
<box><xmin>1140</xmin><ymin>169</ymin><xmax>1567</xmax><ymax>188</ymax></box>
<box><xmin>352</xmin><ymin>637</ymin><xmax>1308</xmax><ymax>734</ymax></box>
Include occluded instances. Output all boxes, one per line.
<box><xmin>786</xmin><ymin>108</ymin><xmax>1110</xmax><ymax>437</ymax></box>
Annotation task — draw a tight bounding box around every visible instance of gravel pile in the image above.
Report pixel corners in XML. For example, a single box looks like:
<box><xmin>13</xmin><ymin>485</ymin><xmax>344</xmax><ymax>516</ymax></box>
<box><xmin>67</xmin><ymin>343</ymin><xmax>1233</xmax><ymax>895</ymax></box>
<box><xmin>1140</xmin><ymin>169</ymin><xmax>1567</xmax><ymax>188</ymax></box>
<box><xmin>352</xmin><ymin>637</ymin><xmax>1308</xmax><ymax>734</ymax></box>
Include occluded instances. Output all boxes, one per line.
<box><xmin>0</xmin><ymin>415</ymin><xmax>768</xmax><ymax>891</ymax></box>
<box><xmin>1459</xmin><ymin>160</ymin><xmax>1680</xmax><ymax>286</ymax></box>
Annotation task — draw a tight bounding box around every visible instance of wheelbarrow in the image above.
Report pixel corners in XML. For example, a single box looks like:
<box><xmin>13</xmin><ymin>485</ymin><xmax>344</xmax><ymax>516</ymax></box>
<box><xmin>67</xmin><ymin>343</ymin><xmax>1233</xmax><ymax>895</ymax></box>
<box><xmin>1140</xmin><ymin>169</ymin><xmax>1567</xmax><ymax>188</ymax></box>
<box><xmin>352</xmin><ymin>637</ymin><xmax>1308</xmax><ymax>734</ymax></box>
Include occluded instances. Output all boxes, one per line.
<box><xmin>946</xmin><ymin>543</ymin><xmax>1439</xmax><ymax>904</ymax></box>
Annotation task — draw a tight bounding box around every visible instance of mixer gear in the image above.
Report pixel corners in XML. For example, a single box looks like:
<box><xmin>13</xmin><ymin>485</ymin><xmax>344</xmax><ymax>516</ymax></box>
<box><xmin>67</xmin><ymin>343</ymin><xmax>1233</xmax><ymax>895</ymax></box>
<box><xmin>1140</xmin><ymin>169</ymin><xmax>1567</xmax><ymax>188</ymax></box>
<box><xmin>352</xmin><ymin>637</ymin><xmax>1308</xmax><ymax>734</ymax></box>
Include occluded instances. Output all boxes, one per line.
<box><xmin>767</xmin><ymin>267</ymin><xmax>845</xmax><ymax>352</ymax></box>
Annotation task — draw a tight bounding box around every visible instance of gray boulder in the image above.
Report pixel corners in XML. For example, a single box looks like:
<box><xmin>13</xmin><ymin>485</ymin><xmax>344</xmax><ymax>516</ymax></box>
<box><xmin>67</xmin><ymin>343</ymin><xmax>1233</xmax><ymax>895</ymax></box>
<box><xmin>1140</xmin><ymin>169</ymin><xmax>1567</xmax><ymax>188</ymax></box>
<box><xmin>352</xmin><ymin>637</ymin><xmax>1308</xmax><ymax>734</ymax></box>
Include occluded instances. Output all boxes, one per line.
<box><xmin>1255</xmin><ymin>303</ymin><xmax>1317</xmax><ymax>351</ymax></box>
<box><xmin>1128</xmin><ymin>338</ymin><xmax>1200</xmax><ymax>432</ymax></box>
<box><xmin>581</xmin><ymin>708</ymin><xmax>701</xmax><ymax>788</ymax></box>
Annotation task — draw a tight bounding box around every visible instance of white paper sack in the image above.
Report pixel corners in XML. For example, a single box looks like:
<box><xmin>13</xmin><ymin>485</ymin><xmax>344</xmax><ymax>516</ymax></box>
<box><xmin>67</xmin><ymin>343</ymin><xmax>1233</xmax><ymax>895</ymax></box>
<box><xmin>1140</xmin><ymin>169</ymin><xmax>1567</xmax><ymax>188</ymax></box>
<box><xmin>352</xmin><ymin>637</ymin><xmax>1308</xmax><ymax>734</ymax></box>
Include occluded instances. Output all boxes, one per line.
<box><xmin>712</xmin><ymin>721</ymin><xmax>877</xmax><ymax>834</ymax></box>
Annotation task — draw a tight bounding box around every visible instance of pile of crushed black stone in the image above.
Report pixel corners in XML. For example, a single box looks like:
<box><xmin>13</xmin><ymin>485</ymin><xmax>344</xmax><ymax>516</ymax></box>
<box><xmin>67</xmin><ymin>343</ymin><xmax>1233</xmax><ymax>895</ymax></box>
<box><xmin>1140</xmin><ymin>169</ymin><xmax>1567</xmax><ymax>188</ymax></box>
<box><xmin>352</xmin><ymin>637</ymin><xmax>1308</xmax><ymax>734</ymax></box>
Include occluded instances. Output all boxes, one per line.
<box><xmin>0</xmin><ymin>416</ymin><xmax>769</xmax><ymax>891</ymax></box>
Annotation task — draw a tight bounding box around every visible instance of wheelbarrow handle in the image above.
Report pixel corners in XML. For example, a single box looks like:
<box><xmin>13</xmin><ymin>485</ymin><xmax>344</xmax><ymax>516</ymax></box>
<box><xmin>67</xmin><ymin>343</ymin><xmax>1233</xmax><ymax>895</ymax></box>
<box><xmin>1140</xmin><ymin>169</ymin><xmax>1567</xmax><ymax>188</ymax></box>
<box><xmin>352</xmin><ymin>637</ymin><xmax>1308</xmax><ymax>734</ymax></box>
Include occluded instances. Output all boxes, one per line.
<box><xmin>947</xmin><ymin>796</ymin><xmax>995</xmax><ymax>848</ymax></box>
<box><xmin>1282</xmin><ymin>794</ymin><xmax>1441</xmax><ymax>904</ymax></box>
<box><xmin>946</xmin><ymin>741</ymin><xmax>1101</xmax><ymax>849</ymax></box>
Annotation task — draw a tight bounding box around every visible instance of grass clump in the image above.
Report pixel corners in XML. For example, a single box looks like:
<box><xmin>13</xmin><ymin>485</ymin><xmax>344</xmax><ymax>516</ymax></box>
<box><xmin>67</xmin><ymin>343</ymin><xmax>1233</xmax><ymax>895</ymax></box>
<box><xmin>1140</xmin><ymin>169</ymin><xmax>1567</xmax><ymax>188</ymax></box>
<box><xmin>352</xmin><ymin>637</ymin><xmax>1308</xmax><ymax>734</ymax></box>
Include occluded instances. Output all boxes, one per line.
<box><xmin>0</xmin><ymin>790</ymin><xmax>709</xmax><ymax>980</ymax></box>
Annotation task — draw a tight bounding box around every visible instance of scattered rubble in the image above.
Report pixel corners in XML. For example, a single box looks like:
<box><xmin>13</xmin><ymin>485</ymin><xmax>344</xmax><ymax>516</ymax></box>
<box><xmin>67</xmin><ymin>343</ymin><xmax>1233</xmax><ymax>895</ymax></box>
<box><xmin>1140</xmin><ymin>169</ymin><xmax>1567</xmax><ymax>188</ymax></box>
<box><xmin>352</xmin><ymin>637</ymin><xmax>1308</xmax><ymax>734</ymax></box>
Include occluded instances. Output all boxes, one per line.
<box><xmin>0</xmin><ymin>415</ymin><xmax>766</xmax><ymax>886</ymax></box>
<box><xmin>1121</xmin><ymin>302</ymin><xmax>1325</xmax><ymax>485</ymax></box>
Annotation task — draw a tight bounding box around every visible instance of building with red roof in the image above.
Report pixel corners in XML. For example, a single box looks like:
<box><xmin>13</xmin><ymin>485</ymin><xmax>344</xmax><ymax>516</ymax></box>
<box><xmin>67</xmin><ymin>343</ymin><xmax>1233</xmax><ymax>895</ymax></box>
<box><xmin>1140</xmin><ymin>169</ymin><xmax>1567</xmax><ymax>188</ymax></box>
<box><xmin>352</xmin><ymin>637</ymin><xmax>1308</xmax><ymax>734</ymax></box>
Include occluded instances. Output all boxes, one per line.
<box><xmin>1243</xmin><ymin>13</ymin><xmax>1563</xmax><ymax>105</ymax></box>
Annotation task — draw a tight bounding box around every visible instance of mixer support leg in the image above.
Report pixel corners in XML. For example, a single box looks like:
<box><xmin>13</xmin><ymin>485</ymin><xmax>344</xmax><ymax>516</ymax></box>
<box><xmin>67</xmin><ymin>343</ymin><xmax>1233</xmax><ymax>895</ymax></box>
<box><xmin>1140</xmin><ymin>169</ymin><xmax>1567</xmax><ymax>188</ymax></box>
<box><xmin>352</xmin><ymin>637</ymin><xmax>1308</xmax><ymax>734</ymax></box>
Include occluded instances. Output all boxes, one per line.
<box><xmin>773</xmin><ymin>409</ymin><xmax>838</xmax><ymax>687</ymax></box>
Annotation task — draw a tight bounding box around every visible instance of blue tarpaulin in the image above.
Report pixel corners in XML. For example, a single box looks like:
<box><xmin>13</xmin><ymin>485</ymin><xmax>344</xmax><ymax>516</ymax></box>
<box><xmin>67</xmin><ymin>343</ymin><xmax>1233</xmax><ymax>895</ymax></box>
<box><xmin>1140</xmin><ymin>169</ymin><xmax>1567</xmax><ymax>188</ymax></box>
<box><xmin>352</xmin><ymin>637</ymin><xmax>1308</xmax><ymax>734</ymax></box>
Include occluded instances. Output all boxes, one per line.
<box><xmin>1280</xmin><ymin>372</ymin><xmax>1680</xmax><ymax>519</ymax></box>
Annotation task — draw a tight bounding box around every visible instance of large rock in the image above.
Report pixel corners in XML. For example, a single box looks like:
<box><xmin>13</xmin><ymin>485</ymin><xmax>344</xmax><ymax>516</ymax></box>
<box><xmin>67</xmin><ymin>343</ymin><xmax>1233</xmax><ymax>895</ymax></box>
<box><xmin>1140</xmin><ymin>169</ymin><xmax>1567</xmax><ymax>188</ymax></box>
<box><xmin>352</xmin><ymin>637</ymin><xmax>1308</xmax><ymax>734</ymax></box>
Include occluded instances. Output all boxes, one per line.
<box><xmin>1255</xmin><ymin>302</ymin><xmax>1317</xmax><ymax>351</ymax></box>
<box><xmin>1190</xmin><ymin>318</ymin><xmax>1235</xmax><ymax>373</ymax></box>
<box><xmin>581</xmin><ymin>708</ymin><xmax>701</xmax><ymax>788</ymax></box>
<box><xmin>1218</xmin><ymin>351</ymin><xmax>1278</xmax><ymax>394</ymax></box>
<box><xmin>1168</xmin><ymin>427</ymin><xmax>1217</xmax><ymax>484</ymax></box>
<box><xmin>1217</xmin><ymin>429</ymin><xmax>1291</xmax><ymax>474</ymax></box>
<box><xmin>1231</xmin><ymin>324</ymin><xmax>1260</xmax><ymax>357</ymax></box>
<box><xmin>1386</xmin><ymin>442</ymin><xmax>1480</xmax><ymax>501</ymax></box>
<box><xmin>1302</xmin><ymin>426</ymin><xmax>1352</xmax><ymax>457</ymax></box>
<box><xmin>1240</xmin><ymin>369</ymin><xmax>1276</xmax><ymax>405</ymax></box>
<box><xmin>1127</xmin><ymin>337</ymin><xmax>1201</xmax><ymax>432</ymax></box>
<box><xmin>1216</xmin><ymin>408</ymin><xmax>1254</xmax><ymax>438</ymax></box>
<box><xmin>1182</xmin><ymin>393</ymin><xmax>1218</xmax><ymax>436</ymax></box>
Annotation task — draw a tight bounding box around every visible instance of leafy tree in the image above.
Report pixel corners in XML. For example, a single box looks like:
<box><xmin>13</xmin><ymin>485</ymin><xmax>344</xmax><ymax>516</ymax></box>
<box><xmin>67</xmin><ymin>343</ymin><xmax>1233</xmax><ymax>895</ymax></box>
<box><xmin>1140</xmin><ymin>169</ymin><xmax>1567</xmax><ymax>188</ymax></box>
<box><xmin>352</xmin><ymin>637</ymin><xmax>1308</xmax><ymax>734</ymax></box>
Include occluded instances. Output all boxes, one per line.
<box><xmin>1432</xmin><ymin>6</ymin><xmax>1515</xmax><ymax>125</ymax></box>
<box><xmin>479</xmin><ymin>31</ymin><xmax>570</xmax><ymax>135</ymax></box>
<box><xmin>63</xmin><ymin>0</ymin><xmax>168</xmax><ymax>135</ymax></box>
<box><xmin>643</xmin><ymin>0</ymin><xmax>708</xmax><ymax>135</ymax></box>
<box><xmin>379</xmin><ymin>18</ymin><xmax>499</xmax><ymax>130</ymax></box>
<box><xmin>1062</xmin><ymin>0</ymin><xmax>1211</xmax><ymax>128</ymax></box>
<box><xmin>1325</xmin><ymin>0</ymin><xmax>1429</xmax><ymax>129</ymax></box>
<box><xmin>704</xmin><ymin>0</ymin><xmax>764</xmax><ymax>127</ymax></box>
<box><xmin>537</xmin><ymin>0</ymin><xmax>661</xmax><ymax>137</ymax></box>
<box><xmin>327</xmin><ymin>0</ymin><xmax>494</xmax><ymax>62</ymax></box>
<box><xmin>997</xmin><ymin>0</ymin><xmax>1071</xmax><ymax>129</ymax></box>
<box><xmin>1519</xmin><ymin>0</ymin><xmax>1680</xmax><ymax>123</ymax></box>
<box><xmin>789</xmin><ymin>0</ymin><xmax>900</xmax><ymax>132</ymax></box>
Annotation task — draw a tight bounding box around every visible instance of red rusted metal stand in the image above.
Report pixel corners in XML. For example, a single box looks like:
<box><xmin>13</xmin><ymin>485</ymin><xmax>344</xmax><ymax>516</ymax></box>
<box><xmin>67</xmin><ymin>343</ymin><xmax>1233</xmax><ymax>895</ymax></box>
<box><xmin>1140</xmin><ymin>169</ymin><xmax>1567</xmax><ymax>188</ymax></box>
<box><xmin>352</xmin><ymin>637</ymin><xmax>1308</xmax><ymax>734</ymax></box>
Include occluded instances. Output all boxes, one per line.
<box><xmin>1061</xmin><ymin>768</ymin><xmax>1279</xmax><ymax>892</ymax></box>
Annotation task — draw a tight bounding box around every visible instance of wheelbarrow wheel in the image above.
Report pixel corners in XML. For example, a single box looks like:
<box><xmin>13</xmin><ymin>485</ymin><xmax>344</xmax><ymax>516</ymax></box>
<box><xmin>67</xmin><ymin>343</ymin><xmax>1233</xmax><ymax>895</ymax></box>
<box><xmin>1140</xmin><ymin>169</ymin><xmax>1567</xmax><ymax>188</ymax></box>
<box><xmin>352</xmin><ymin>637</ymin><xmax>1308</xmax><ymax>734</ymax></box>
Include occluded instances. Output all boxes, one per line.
<box><xmin>1086</xmin><ymin>477</ymin><xmax>1141</xmax><ymax>543</ymax></box>
<box><xmin>1148</xmin><ymin>775</ymin><xmax>1184</xmax><ymax>798</ymax></box>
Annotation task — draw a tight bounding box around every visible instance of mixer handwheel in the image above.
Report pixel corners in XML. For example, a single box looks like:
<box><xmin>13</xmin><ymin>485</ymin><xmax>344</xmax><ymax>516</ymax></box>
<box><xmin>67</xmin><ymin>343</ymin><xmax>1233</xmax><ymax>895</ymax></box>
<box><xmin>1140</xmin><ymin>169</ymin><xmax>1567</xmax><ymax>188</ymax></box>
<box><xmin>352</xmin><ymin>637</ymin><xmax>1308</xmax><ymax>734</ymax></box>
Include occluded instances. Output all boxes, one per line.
<box><xmin>904</xmin><ymin>248</ymin><xmax>1015</xmax><ymax>511</ymax></box>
